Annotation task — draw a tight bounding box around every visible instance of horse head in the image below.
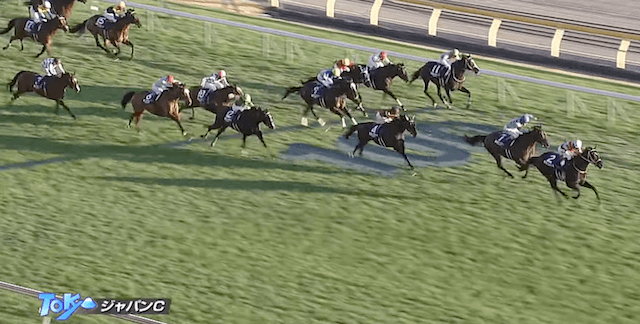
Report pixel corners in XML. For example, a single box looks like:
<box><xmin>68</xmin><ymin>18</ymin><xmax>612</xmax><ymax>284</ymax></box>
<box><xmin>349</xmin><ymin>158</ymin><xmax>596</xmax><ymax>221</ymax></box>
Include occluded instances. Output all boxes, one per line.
<box><xmin>171</xmin><ymin>82</ymin><xmax>192</xmax><ymax>106</ymax></box>
<box><xmin>56</xmin><ymin>16</ymin><xmax>69</xmax><ymax>32</ymax></box>
<box><xmin>399</xmin><ymin>114</ymin><xmax>417</xmax><ymax>137</ymax></box>
<box><xmin>393</xmin><ymin>63</ymin><xmax>409</xmax><ymax>82</ymax></box>
<box><xmin>62</xmin><ymin>72</ymin><xmax>80</xmax><ymax>92</ymax></box>
<box><xmin>531</xmin><ymin>125</ymin><xmax>550</xmax><ymax>148</ymax></box>
<box><xmin>583</xmin><ymin>147</ymin><xmax>603</xmax><ymax>169</ymax></box>
<box><xmin>123</xmin><ymin>9</ymin><xmax>142</xmax><ymax>28</ymax></box>
<box><xmin>462</xmin><ymin>54</ymin><xmax>480</xmax><ymax>75</ymax></box>
<box><xmin>257</xmin><ymin>107</ymin><xmax>276</xmax><ymax>129</ymax></box>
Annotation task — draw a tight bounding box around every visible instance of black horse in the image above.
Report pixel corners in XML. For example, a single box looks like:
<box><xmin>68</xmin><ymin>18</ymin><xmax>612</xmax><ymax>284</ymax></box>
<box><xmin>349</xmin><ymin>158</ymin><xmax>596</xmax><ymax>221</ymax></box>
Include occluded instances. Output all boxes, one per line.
<box><xmin>344</xmin><ymin>115</ymin><xmax>418</xmax><ymax>169</ymax></box>
<box><xmin>283</xmin><ymin>77</ymin><xmax>361</xmax><ymax>128</ymax></box>
<box><xmin>529</xmin><ymin>147</ymin><xmax>603</xmax><ymax>200</ymax></box>
<box><xmin>410</xmin><ymin>54</ymin><xmax>480</xmax><ymax>109</ymax></box>
<box><xmin>181</xmin><ymin>85</ymin><xmax>243</xmax><ymax>119</ymax></box>
<box><xmin>342</xmin><ymin>63</ymin><xmax>409</xmax><ymax>108</ymax></box>
<box><xmin>201</xmin><ymin>106</ymin><xmax>276</xmax><ymax>150</ymax></box>
<box><xmin>464</xmin><ymin>125</ymin><xmax>549</xmax><ymax>178</ymax></box>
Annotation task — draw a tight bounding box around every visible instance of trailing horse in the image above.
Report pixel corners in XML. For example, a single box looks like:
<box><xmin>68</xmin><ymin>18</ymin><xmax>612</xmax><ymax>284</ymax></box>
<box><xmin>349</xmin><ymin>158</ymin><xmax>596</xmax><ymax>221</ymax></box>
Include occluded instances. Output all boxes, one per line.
<box><xmin>70</xmin><ymin>9</ymin><xmax>141</xmax><ymax>60</ymax></box>
<box><xmin>1</xmin><ymin>16</ymin><xmax>69</xmax><ymax>57</ymax></box>
<box><xmin>26</xmin><ymin>0</ymin><xmax>86</xmax><ymax>19</ymax></box>
<box><xmin>181</xmin><ymin>85</ymin><xmax>243</xmax><ymax>119</ymax></box>
<box><xmin>529</xmin><ymin>147</ymin><xmax>603</xmax><ymax>200</ymax></box>
<box><xmin>464</xmin><ymin>125</ymin><xmax>549</xmax><ymax>178</ymax></box>
<box><xmin>410</xmin><ymin>54</ymin><xmax>480</xmax><ymax>109</ymax></box>
<box><xmin>283</xmin><ymin>77</ymin><xmax>361</xmax><ymax>128</ymax></box>
<box><xmin>342</xmin><ymin>63</ymin><xmax>409</xmax><ymax>108</ymax></box>
<box><xmin>8</xmin><ymin>70</ymin><xmax>81</xmax><ymax>119</ymax></box>
<box><xmin>344</xmin><ymin>115</ymin><xmax>417</xmax><ymax>169</ymax></box>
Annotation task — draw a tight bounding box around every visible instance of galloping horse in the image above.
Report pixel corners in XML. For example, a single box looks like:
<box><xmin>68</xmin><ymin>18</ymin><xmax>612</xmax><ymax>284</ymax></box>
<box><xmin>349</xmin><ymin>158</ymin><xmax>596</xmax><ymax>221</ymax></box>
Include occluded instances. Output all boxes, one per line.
<box><xmin>70</xmin><ymin>9</ymin><xmax>141</xmax><ymax>60</ymax></box>
<box><xmin>201</xmin><ymin>106</ymin><xmax>276</xmax><ymax>150</ymax></box>
<box><xmin>342</xmin><ymin>63</ymin><xmax>409</xmax><ymax>108</ymax></box>
<box><xmin>181</xmin><ymin>85</ymin><xmax>243</xmax><ymax>119</ymax></box>
<box><xmin>344</xmin><ymin>115</ymin><xmax>418</xmax><ymax>169</ymax></box>
<box><xmin>121</xmin><ymin>83</ymin><xmax>192</xmax><ymax>135</ymax></box>
<box><xmin>0</xmin><ymin>16</ymin><xmax>68</xmax><ymax>57</ymax></box>
<box><xmin>464</xmin><ymin>125</ymin><xmax>549</xmax><ymax>178</ymax></box>
<box><xmin>410</xmin><ymin>54</ymin><xmax>480</xmax><ymax>109</ymax></box>
<box><xmin>529</xmin><ymin>147</ymin><xmax>603</xmax><ymax>200</ymax></box>
<box><xmin>8</xmin><ymin>70</ymin><xmax>81</xmax><ymax>119</ymax></box>
<box><xmin>26</xmin><ymin>0</ymin><xmax>86</xmax><ymax>19</ymax></box>
<box><xmin>283</xmin><ymin>77</ymin><xmax>361</xmax><ymax>128</ymax></box>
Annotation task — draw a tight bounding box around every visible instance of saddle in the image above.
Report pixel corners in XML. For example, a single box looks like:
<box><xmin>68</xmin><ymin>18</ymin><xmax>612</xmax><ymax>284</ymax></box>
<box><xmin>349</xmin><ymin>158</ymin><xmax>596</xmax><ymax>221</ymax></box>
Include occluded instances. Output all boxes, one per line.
<box><xmin>142</xmin><ymin>90</ymin><xmax>159</xmax><ymax>104</ymax></box>
<box><xmin>542</xmin><ymin>152</ymin><xmax>567</xmax><ymax>181</ymax></box>
<box><xmin>311</xmin><ymin>81</ymin><xmax>327</xmax><ymax>99</ymax></box>
<box><xmin>197</xmin><ymin>88</ymin><xmax>214</xmax><ymax>105</ymax></box>
<box><xmin>223</xmin><ymin>109</ymin><xmax>243</xmax><ymax>131</ymax></box>
<box><xmin>24</xmin><ymin>20</ymin><xmax>42</xmax><ymax>36</ymax></box>
<box><xmin>33</xmin><ymin>75</ymin><xmax>46</xmax><ymax>90</ymax></box>
<box><xmin>429</xmin><ymin>63</ymin><xmax>450</xmax><ymax>79</ymax></box>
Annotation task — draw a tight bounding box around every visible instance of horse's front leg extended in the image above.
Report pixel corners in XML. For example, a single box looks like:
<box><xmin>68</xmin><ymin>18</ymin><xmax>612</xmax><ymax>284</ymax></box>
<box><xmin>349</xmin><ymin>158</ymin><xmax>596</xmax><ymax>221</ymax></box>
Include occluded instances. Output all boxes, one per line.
<box><xmin>580</xmin><ymin>180</ymin><xmax>600</xmax><ymax>201</ymax></box>
<box><xmin>210</xmin><ymin>126</ymin><xmax>227</xmax><ymax>147</ymax></box>
<box><xmin>35</xmin><ymin>44</ymin><xmax>47</xmax><ymax>58</ymax></box>
<box><xmin>435</xmin><ymin>86</ymin><xmax>449</xmax><ymax>108</ymax></box>
<box><xmin>123</xmin><ymin>39</ymin><xmax>134</xmax><ymax>60</ymax></box>
<box><xmin>383</xmin><ymin>89</ymin><xmax>403</xmax><ymax>108</ymax></box>
<box><xmin>459</xmin><ymin>86</ymin><xmax>472</xmax><ymax>108</ymax></box>
<box><xmin>94</xmin><ymin>34</ymin><xmax>109</xmax><ymax>52</ymax></box>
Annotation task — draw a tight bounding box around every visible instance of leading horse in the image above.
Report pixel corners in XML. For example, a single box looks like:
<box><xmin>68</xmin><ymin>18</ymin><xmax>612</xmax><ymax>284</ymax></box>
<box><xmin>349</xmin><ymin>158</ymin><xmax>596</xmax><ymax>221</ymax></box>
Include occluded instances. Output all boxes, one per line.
<box><xmin>121</xmin><ymin>83</ymin><xmax>192</xmax><ymax>136</ymax></box>
<box><xmin>342</xmin><ymin>63</ymin><xmax>409</xmax><ymax>108</ymax></box>
<box><xmin>0</xmin><ymin>16</ymin><xmax>69</xmax><ymax>57</ymax></box>
<box><xmin>410</xmin><ymin>54</ymin><xmax>480</xmax><ymax>109</ymax></box>
<box><xmin>26</xmin><ymin>0</ymin><xmax>86</xmax><ymax>19</ymax></box>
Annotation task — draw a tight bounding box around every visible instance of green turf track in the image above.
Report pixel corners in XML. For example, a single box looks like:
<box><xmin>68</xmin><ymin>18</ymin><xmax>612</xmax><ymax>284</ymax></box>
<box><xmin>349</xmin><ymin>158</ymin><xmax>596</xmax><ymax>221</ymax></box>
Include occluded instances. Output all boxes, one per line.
<box><xmin>1</xmin><ymin>1</ymin><xmax>640</xmax><ymax>323</ymax></box>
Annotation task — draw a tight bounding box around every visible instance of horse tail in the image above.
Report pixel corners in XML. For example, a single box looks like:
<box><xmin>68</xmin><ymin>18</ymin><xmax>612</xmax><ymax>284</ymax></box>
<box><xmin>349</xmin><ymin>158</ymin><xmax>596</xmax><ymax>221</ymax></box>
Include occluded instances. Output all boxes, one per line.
<box><xmin>409</xmin><ymin>65</ymin><xmax>423</xmax><ymax>84</ymax></box>
<box><xmin>69</xmin><ymin>19</ymin><xmax>88</xmax><ymax>34</ymax></box>
<box><xmin>0</xmin><ymin>19</ymin><xmax>17</xmax><ymax>35</ymax></box>
<box><xmin>344</xmin><ymin>124</ymin><xmax>358</xmax><ymax>139</ymax></box>
<box><xmin>282</xmin><ymin>86</ymin><xmax>302</xmax><ymax>100</ymax></box>
<box><xmin>121</xmin><ymin>91</ymin><xmax>135</xmax><ymax>109</ymax></box>
<box><xmin>464</xmin><ymin>134</ymin><xmax>486</xmax><ymax>146</ymax></box>
<box><xmin>8</xmin><ymin>71</ymin><xmax>27</xmax><ymax>92</ymax></box>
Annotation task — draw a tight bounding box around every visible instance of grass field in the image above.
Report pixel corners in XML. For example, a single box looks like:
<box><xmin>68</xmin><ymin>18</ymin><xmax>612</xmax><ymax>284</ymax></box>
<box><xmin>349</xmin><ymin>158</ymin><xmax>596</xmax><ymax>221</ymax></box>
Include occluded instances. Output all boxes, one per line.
<box><xmin>1</xmin><ymin>1</ymin><xmax>640</xmax><ymax>323</ymax></box>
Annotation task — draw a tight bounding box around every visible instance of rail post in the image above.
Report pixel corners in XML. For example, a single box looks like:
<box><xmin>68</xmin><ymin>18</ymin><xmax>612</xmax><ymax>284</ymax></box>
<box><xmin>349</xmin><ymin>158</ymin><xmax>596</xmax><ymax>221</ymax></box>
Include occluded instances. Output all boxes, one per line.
<box><xmin>616</xmin><ymin>39</ymin><xmax>631</xmax><ymax>69</ymax></box>
<box><xmin>488</xmin><ymin>18</ymin><xmax>501</xmax><ymax>47</ymax></box>
<box><xmin>269</xmin><ymin>0</ymin><xmax>279</xmax><ymax>8</ymax></box>
<box><xmin>428</xmin><ymin>8</ymin><xmax>441</xmax><ymax>36</ymax></box>
<box><xmin>369</xmin><ymin>0</ymin><xmax>384</xmax><ymax>26</ymax></box>
<box><xmin>551</xmin><ymin>28</ymin><xmax>564</xmax><ymax>57</ymax></box>
<box><xmin>326</xmin><ymin>0</ymin><xmax>336</xmax><ymax>18</ymax></box>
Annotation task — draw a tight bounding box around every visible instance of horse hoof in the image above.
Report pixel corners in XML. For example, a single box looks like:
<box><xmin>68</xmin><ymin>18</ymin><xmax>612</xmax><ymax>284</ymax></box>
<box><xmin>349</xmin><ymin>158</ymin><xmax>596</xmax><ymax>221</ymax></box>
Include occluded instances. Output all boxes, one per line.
<box><xmin>318</xmin><ymin>119</ymin><xmax>326</xmax><ymax>126</ymax></box>
<box><xmin>182</xmin><ymin>132</ymin><xmax>187</xmax><ymax>136</ymax></box>
<box><xmin>348</xmin><ymin>152</ymin><xmax>354</xmax><ymax>158</ymax></box>
<box><xmin>301</xmin><ymin>117</ymin><xmax>309</xmax><ymax>127</ymax></box>
<box><xmin>411</xmin><ymin>172</ymin><xmax>417</xmax><ymax>177</ymax></box>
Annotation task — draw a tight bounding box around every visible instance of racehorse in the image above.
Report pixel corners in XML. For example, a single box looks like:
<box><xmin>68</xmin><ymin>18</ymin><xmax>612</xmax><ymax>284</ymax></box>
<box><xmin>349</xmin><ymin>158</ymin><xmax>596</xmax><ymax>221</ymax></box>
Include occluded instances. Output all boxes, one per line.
<box><xmin>26</xmin><ymin>0</ymin><xmax>86</xmax><ymax>19</ymax></box>
<box><xmin>0</xmin><ymin>16</ymin><xmax>69</xmax><ymax>57</ymax></box>
<box><xmin>344</xmin><ymin>115</ymin><xmax>418</xmax><ymax>169</ymax></box>
<box><xmin>121</xmin><ymin>82</ymin><xmax>192</xmax><ymax>136</ymax></box>
<box><xmin>282</xmin><ymin>77</ymin><xmax>361</xmax><ymax>128</ymax></box>
<box><xmin>181</xmin><ymin>85</ymin><xmax>243</xmax><ymax>119</ymax></box>
<box><xmin>464</xmin><ymin>125</ymin><xmax>549</xmax><ymax>178</ymax></box>
<box><xmin>201</xmin><ymin>106</ymin><xmax>276</xmax><ymax>150</ymax></box>
<box><xmin>342</xmin><ymin>63</ymin><xmax>409</xmax><ymax>108</ymax></box>
<box><xmin>529</xmin><ymin>147</ymin><xmax>603</xmax><ymax>200</ymax></box>
<box><xmin>69</xmin><ymin>9</ymin><xmax>141</xmax><ymax>60</ymax></box>
<box><xmin>8</xmin><ymin>70</ymin><xmax>80</xmax><ymax>119</ymax></box>
<box><xmin>410</xmin><ymin>54</ymin><xmax>480</xmax><ymax>109</ymax></box>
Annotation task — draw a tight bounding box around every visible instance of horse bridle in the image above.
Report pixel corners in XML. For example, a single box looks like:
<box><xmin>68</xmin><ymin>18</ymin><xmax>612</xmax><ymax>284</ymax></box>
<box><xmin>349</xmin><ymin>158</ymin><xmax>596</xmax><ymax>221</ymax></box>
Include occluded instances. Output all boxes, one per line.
<box><xmin>574</xmin><ymin>151</ymin><xmax>597</xmax><ymax>174</ymax></box>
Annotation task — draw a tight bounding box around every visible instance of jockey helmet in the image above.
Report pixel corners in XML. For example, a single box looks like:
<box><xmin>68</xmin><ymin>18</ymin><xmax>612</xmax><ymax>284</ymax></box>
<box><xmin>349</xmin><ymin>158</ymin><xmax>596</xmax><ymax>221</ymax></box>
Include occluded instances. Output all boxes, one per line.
<box><xmin>343</xmin><ymin>58</ymin><xmax>351</xmax><ymax>66</ymax></box>
<box><xmin>521</xmin><ymin>113</ymin><xmax>533</xmax><ymax>124</ymax></box>
<box><xmin>43</xmin><ymin>0</ymin><xmax>51</xmax><ymax>9</ymax></box>
<box><xmin>167</xmin><ymin>75</ymin><xmax>174</xmax><ymax>83</ymax></box>
<box><xmin>572</xmin><ymin>140</ymin><xmax>583</xmax><ymax>151</ymax></box>
<box><xmin>244</xmin><ymin>94</ymin><xmax>253</xmax><ymax>106</ymax></box>
<box><xmin>380</xmin><ymin>51</ymin><xmax>387</xmax><ymax>59</ymax></box>
<box><xmin>390</xmin><ymin>106</ymin><xmax>401</xmax><ymax>115</ymax></box>
<box><xmin>219</xmin><ymin>70</ymin><xmax>226</xmax><ymax>78</ymax></box>
<box><xmin>452</xmin><ymin>48</ymin><xmax>460</xmax><ymax>57</ymax></box>
<box><xmin>117</xmin><ymin>1</ymin><xmax>126</xmax><ymax>9</ymax></box>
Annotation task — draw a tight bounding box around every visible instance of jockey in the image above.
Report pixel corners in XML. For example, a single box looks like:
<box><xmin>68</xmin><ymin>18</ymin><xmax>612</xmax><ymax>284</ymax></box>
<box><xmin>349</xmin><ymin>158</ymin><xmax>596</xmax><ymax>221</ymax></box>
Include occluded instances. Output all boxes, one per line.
<box><xmin>335</xmin><ymin>58</ymin><xmax>352</xmax><ymax>73</ymax></box>
<box><xmin>41</xmin><ymin>58</ymin><xmax>65</xmax><ymax>77</ymax></box>
<box><xmin>558</xmin><ymin>140</ymin><xmax>583</xmax><ymax>161</ymax></box>
<box><xmin>438</xmin><ymin>48</ymin><xmax>461</xmax><ymax>72</ymax></box>
<box><xmin>317</xmin><ymin>67</ymin><xmax>340</xmax><ymax>89</ymax></box>
<box><xmin>503</xmin><ymin>113</ymin><xmax>534</xmax><ymax>139</ymax></box>
<box><xmin>152</xmin><ymin>75</ymin><xmax>176</xmax><ymax>96</ymax></box>
<box><xmin>104</xmin><ymin>1</ymin><xmax>126</xmax><ymax>23</ymax></box>
<box><xmin>30</xmin><ymin>0</ymin><xmax>53</xmax><ymax>24</ymax></box>
<box><xmin>231</xmin><ymin>93</ymin><xmax>254</xmax><ymax>113</ymax></box>
<box><xmin>367</xmin><ymin>51</ymin><xmax>390</xmax><ymax>71</ymax></box>
<box><xmin>375</xmin><ymin>106</ymin><xmax>401</xmax><ymax>124</ymax></box>
<box><xmin>201</xmin><ymin>70</ymin><xmax>230</xmax><ymax>92</ymax></box>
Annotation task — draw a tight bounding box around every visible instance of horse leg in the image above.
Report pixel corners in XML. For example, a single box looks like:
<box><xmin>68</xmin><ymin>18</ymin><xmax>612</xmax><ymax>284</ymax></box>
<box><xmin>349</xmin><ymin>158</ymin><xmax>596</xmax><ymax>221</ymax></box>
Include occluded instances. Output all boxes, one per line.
<box><xmin>459</xmin><ymin>86</ymin><xmax>472</xmax><ymax>108</ymax></box>
<box><xmin>35</xmin><ymin>44</ymin><xmax>47</xmax><ymax>58</ymax></box>
<box><xmin>123</xmin><ymin>39</ymin><xmax>134</xmax><ymax>61</ymax></box>
<box><xmin>309</xmin><ymin>104</ymin><xmax>325</xmax><ymax>126</ymax></box>
<box><xmin>128</xmin><ymin>113</ymin><xmax>135</xmax><ymax>128</ymax></box>
<box><xmin>436</xmin><ymin>86</ymin><xmax>450</xmax><ymax>109</ymax></box>
<box><xmin>54</xmin><ymin>101</ymin><xmax>60</xmax><ymax>114</ymax></box>
<box><xmin>94</xmin><ymin>35</ymin><xmax>109</xmax><ymax>53</ymax></box>
<box><xmin>580</xmin><ymin>180</ymin><xmax>600</xmax><ymax>201</ymax></box>
<box><xmin>395</xmin><ymin>141</ymin><xmax>414</xmax><ymax>169</ymax></box>
<box><xmin>424</xmin><ymin>81</ymin><xmax>437</xmax><ymax>108</ymax></box>
<box><xmin>202</xmin><ymin>119</ymin><xmax>223</xmax><ymax>138</ymax></box>
<box><xmin>383</xmin><ymin>89</ymin><xmax>403</xmax><ymax>109</ymax></box>
<box><xmin>210</xmin><ymin>126</ymin><xmax>227</xmax><ymax>147</ymax></box>
<box><xmin>344</xmin><ymin>108</ymin><xmax>357</xmax><ymax>126</ymax></box>
<box><xmin>241</xmin><ymin>134</ymin><xmax>248</xmax><ymax>148</ymax></box>
<box><xmin>549</xmin><ymin>178</ymin><xmax>568</xmax><ymax>199</ymax></box>
<box><xmin>444</xmin><ymin>88</ymin><xmax>454</xmax><ymax>108</ymax></box>
<box><xmin>58</xmin><ymin>100</ymin><xmax>76</xmax><ymax>119</ymax></box>
<box><xmin>172</xmin><ymin>118</ymin><xmax>187</xmax><ymax>136</ymax></box>
<box><xmin>19</xmin><ymin>39</ymin><xmax>24</xmax><ymax>51</ymax></box>
<box><xmin>493</xmin><ymin>154</ymin><xmax>513</xmax><ymax>178</ymax></box>
<box><xmin>256</xmin><ymin>131</ymin><xmax>268</xmax><ymax>148</ymax></box>
<box><xmin>3</xmin><ymin>36</ymin><xmax>17</xmax><ymax>50</ymax></box>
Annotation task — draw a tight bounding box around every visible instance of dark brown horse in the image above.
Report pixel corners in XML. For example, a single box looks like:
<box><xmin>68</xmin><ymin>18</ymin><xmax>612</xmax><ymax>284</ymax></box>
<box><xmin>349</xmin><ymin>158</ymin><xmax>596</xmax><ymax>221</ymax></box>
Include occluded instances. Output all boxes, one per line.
<box><xmin>121</xmin><ymin>83</ymin><xmax>193</xmax><ymax>135</ymax></box>
<box><xmin>0</xmin><ymin>16</ymin><xmax>69</xmax><ymax>57</ymax></box>
<box><xmin>201</xmin><ymin>106</ymin><xmax>276</xmax><ymax>149</ymax></box>
<box><xmin>529</xmin><ymin>147</ymin><xmax>603</xmax><ymax>200</ymax></box>
<box><xmin>8</xmin><ymin>70</ymin><xmax>81</xmax><ymax>119</ymax></box>
<box><xmin>464</xmin><ymin>125</ymin><xmax>550</xmax><ymax>178</ymax></box>
<box><xmin>342</xmin><ymin>63</ymin><xmax>409</xmax><ymax>108</ymax></box>
<box><xmin>181</xmin><ymin>85</ymin><xmax>243</xmax><ymax>119</ymax></box>
<box><xmin>26</xmin><ymin>0</ymin><xmax>87</xmax><ymax>19</ymax></box>
<box><xmin>69</xmin><ymin>9</ymin><xmax>141</xmax><ymax>60</ymax></box>
<box><xmin>410</xmin><ymin>54</ymin><xmax>480</xmax><ymax>109</ymax></box>
<box><xmin>282</xmin><ymin>77</ymin><xmax>360</xmax><ymax>128</ymax></box>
